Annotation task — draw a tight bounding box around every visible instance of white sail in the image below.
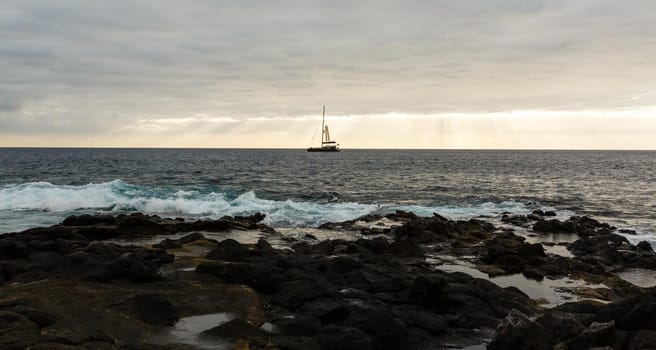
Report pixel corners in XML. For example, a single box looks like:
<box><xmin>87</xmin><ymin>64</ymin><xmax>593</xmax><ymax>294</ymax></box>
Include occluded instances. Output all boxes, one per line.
<box><xmin>307</xmin><ymin>105</ymin><xmax>340</xmax><ymax>152</ymax></box>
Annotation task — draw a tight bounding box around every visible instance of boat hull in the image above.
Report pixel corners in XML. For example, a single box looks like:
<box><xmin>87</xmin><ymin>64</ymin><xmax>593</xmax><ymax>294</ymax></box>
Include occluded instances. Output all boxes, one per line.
<box><xmin>307</xmin><ymin>147</ymin><xmax>340</xmax><ymax>152</ymax></box>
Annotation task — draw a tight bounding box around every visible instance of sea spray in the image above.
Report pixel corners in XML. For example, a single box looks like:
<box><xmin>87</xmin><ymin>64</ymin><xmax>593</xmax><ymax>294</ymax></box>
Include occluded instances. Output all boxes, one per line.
<box><xmin>1</xmin><ymin>179</ymin><xmax>537</xmax><ymax>232</ymax></box>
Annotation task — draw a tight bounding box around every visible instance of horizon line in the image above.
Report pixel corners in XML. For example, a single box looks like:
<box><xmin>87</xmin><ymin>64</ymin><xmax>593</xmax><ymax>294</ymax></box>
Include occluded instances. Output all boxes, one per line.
<box><xmin>1</xmin><ymin>147</ymin><xmax>655</xmax><ymax>151</ymax></box>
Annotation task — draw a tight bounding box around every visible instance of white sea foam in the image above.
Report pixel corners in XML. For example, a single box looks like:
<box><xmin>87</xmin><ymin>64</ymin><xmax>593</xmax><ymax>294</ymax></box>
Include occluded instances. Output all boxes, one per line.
<box><xmin>0</xmin><ymin>180</ymin><xmax>536</xmax><ymax>227</ymax></box>
<box><xmin>2</xmin><ymin>179</ymin><xmax>650</xmax><ymax>244</ymax></box>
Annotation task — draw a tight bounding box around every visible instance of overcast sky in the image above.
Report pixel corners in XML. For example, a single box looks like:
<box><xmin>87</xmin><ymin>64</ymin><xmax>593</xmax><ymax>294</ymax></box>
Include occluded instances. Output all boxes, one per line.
<box><xmin>1</xmin><ymin>0</ymin><xmax>655</xmax><ymax>148</ymax></box>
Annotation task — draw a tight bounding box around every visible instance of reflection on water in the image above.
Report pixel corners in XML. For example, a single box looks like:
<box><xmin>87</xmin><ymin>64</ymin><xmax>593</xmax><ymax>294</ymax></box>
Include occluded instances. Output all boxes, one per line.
<box><xmin>435</xmin><ymin>263</ymin><xmax>608</xmax><ymax>307</ymax></box>
<box><xmin>148</xmin><ymin>313</ymin><xmax>233</xmax><ymax>349</ymax></box>
<box><xmin>617</xmin><ymin>268</ymin><xmax>656</xmax><ymax>288</ymax></box>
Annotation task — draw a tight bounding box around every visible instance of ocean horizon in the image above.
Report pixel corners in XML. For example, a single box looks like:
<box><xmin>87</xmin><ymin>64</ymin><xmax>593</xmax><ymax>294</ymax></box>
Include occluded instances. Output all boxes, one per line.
<box><xmin>2</xmin><ymin>148</ymin><xmax>654</xmax><ymax>248</ymax></box>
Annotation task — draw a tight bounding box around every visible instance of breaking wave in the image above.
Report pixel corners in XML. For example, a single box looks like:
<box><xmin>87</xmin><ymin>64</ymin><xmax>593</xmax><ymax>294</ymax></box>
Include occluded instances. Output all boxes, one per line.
<box><xmin>0</xmin><ymin>179</ymin><xmax>535</xmax><ymax>231</ymax></box>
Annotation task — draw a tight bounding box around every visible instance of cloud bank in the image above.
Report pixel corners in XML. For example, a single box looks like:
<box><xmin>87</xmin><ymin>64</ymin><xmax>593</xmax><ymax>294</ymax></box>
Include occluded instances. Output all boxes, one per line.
<box><xmin>1</xmin><ymin>0</ymin><xmax>655</xmax><ymax>148</ymax></box>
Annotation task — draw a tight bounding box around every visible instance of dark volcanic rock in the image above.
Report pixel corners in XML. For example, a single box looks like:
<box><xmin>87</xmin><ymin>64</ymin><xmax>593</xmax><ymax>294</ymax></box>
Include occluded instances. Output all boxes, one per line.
<box><xmin>536</xmin><ymin>311</ymin><xmax>585</xmax><ymax>341</ymax></box>
<box><xmin>342</xmin><ymin>307</ymin><xmax>409</xmax><ymax>350</ymax></box>
<box><xmin>488</xmin><ymin>309</ymin><xmax>553</xmax><ymax>350</ymax></box>
<box><xmin>314</xmin><ymin>325</ymin><xmax>374</xmax><ymax>350</ymax></box>
<box><xmin>636</xmin><ymin>241</ymin><xmax>654</xmax><ymax>253</ymax></box>
<box><xmin>534</xmin><ymin>216</ymin><xmax>614</xmax><ymax>236</ymax></box>
<box><xmin>274</xmin><ymin>315</ymin><xmax>322</xmax><ymax>336</ymax></box>
<box><xmin>153</xmin><ymin>232</ymin><xmax>211</xmax><ymax>249</ymax></box>
<box><xmin>567</xmin><ymin>321</ymin><xmax>615</xmax><ymax>350</ymax></box>
<box><xmin>10</xmin><ymin>306</ymin><xmax>56</xmax><ymax>328</ymax></box>
<box><xmin>355</xmin><ymin>237</ymin><xmax>390</xmax><ymax>254</ymax></box>
<box><xmin>0</xmin><ymin>240</ymin><xmax>29</xmax><ymax>260</ymax></box>
<box><xmin>53</xmin><ymin>243</ymin><xmax>171</xmax><ymax>283</ymax></box>
<box><xmin>610</xmin><ymin>293</ymin><xmax>656</xmax><ymax>331</ymax></box>
<box><xmin>63</xmin><ymin>214</ymin><xmax>117</xmax><ymax>227</ymax></box>
<box><xmin>533</xmin><ymin>219</ymin><xmax>576</xmax><ymax>233</ymax></box>
<box><xmin>273</xmin><ymin>279</ymin><xmax>335</xmax><ymax>310</ymax></box>
<box><xmin>569</xmin><ymin>234</ymin><xmax>656</xmax><ymax>271</ymax></box>
<box><xmin>481</xmin><ymin>232</ymin><xmax>547</xmax><ymax>277</ymax></box>
<box><xmin>389</xmin><ymin>239</ymin><xmax>425</xmax><ymax>258</ymax></box>
<box><xmin>117</xmin><ymin>213</ymin><xmax>166</xmax><ymax>235</ymax></box>
<box><xmin>9</xmin><ymin>211</ymin><xmax>646</xmax><ymax>350</ymax></box>
<box><xmin>202</xmin><ymin>318</ymin><xmax>265</xmax><ymax>339</ymax></box>
<box><xmin>125</xmin><ymin>293</ymin><xmax>179</xmax><ymax>326</ymax></box>
<box><xmin>297</xmin><ymin>299</ymin><xmax>351</xmax><ymax>325</ymax></box>
<box><xmin>627</xmin><ymin>330</ymin><xmax>656</xmax><ymax>350</ymax></box>
<box><xmin>501</xmin><ymin>214</ymin><xmax>534</xmax><ymax>228</ymax></box>
<box><xmin>206</xmin><ymin>239</ymin><xmax>251</xmax><ymax>261</ymax></box>
<box><xmin>196</xmin><ymin>261</ymin><xmax>282</xmax><ymax>293</ymax></box>
<box><xmin>408</xmin><ymin>275</ymin><xmax>446</xmax><ymax>307</ymax></box>
<box><xmin>269</xmin><ymin>335</ymin><xmax>321</xmax><ymax>350</ymax></box>
<box><xmin>0</xmin><ymin>310</ymin><xmax>42</xmax><ymax>350</ymax></box>
<box><xmin>328</xmin><ymin>256</ymin><xmax>362</xmax><ymax>273</ymax></box>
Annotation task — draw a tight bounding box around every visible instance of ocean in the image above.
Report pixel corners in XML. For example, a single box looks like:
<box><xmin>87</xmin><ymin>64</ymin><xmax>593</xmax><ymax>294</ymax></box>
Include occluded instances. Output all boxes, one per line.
<box><xmin>1</xmin><ymin>148</ymin><xmax>654</xmax><ymax>245</ymax></box>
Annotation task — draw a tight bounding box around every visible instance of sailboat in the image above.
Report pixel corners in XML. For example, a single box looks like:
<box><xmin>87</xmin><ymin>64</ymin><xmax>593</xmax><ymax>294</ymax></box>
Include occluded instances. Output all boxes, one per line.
<box><xmin>307</xmin><ymin>105</ymin><xmax>340</xmax><ymax>152</ymax></box>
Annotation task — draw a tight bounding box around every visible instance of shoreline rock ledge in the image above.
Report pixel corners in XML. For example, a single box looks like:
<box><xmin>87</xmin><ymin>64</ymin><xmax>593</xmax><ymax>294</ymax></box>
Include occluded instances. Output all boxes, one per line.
<box><xmin>0</xmin><ymin>212</ymin><xmax>655</xmax><ymax>350</ymax></box>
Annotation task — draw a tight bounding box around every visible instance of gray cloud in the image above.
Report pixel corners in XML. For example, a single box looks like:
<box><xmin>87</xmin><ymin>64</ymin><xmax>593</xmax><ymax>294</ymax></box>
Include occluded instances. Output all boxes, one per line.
<box><xmin>1</xmin><ymin>0</ymin><xmax>656</xmax><ymax>138</ymax></box>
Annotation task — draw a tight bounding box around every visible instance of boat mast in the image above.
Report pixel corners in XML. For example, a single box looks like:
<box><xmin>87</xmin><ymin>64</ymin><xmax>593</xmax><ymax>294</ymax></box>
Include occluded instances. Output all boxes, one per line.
<box><xmin>321</xmin><ymin>105</ymin><xmax>325</xmax><ymax>145</ymax></box>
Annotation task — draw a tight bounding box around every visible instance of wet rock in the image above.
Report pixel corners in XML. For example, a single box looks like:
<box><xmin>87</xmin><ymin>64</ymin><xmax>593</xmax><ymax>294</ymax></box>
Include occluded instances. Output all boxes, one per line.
<box><xmin>390</xmin><ymin>239</ymin><xmax>425</xmax><ymax>258</ymax></box>
<box><xmin>408</xmin><ymin>275</ymin><xmax>446</xmax><ymax>306</ymax></box>
<box><xmin>314</xmin><ymin>325</ymin><xmax>374</xmax><ymax>350</ymax></box>
<box><xmin>481</xmin><ymin>232</ymin><xmax>546</xmax><ymax>276</ymax></box>
<box><xmin>488</xmin><ymin>309</ymin><xmax>553</xmax><ymax>350</ymax></box>
<box><xmin>615</xmin><ymin>293</ymin><xmax>656</xmax><ymax>331</ymax></box>
<box><xmin>0</xmin><ymin>310</ymin><xmax>41</xmax><ymax>350</ymax></box>
<box><xmin>291</xmin><ymin>242</ymin><xmax>313</xmax><ymax>254</ymax></box>
<box><xmin>536</xmin><ymin>311</ymin><xmax>585</xmax><ymax>341</ymax></box>
<box><xmin>569</xmin><ymin>234</ymin><xmax>656</xmax><ymax>270</ymax></box>
<box><xmin>268</xmin><ymin>335</ymin><xmax>321</xmax><ymax>350</ymax></box>
<box><xmin>328</xmin><ymin>256</ymin><xmax>362</xmax><ymax>273</ymax></box>
<box><xmin>206</xmin><ymin>239</ymin><xmax>251</xmax><ymax>261</ymax></box>
<box><xmin>125</xmin><ymin>293</ymin><xmax>179</xmax><ymax>326</ymax></box>
<box><xmin>10</xmin><ymin>305</ymin><xmax>56</xmax><ymax>328</ymax></box>
<box><xmin>153</xmin><ymin>232</ymin><xmax>210</xmax><ymax>249</ymax></box>
<box><xmin>234</xmin><ymin>212</ymin><xmax>266</xmax><ymax>224</ymax></box>
<box><xmin>255</xmin><ymin>238</ymin><xmax>274</xmax><ymax>251</ymax></box>
<box><xmin>202</xmin><ymin>318</ymin><xmax>265</xmax><ymax>339</ymax></box>
<box><xmin>0</xmin><ymin>260</ymin><xmax>30</xmax><ymax>284</ymax></box>
<box><xmin>627</xmin><ymin>330</ymin><xmax>656</xmax><ymax>350</ymax></box>
<box><xmin>355</xmin><ymin>237</ymin><xmax>390</xmax><ymax>254</ymax></box>
<box><xmin>533</xmin><ymin>219</ymin><xmax>576</xmax><ymax>233</ymax></box>
<box><xmin>567</xmin><ymin>321</ymin><xmax>615</xmax><ymax>350</ymax></box>
<box><xmin>273</xmin><ymin>279</ymin><xmax>334</xmax><ymax>310</ymax></box>
<box><xmin>53</xmin><ymin>244</ymin><xmax>169</xmax><ymax>283</ymax></box>
<box><xmin>274</xmin><ymin>315</ymin><xmax>322</xmax><ymax>336</ymax></box>
<box><xmin>501</xmin><ymin>215</ymin><xmax>534</xmax><ymax>228</ymax></box>
<box><xmin>399</xmin><ymin>309</ymin><xmax>449</xmax><ymax>335</ymax></box>
<box><xmin>0</xmin><ymin>240</ymin><xmax>29</xmax><ymax>260</ymax></box>
<box><xmin>636</xmin><ymin>241</ymin><xmax>654</xmax><ymax>253</ymax></box>
<box><xmin>359</xmin><ymin>227</ymin><xmax>390</xmax><ymax>235</ymax></box>
<box><xmin>117</xmin><ymin>213</ymin><xmax>166</xmax><ymax>235</ymax></box>
<box><xmin>312</xmin><ymin>240</ymin><xmax>334</xmax><ymax>255</ymax></box>
<box><xmin>63</xmin><ymin>214</ymin><xmax>116</xmax><ymax>227</ymax></box>
<box><xmin>41</xmin><ymin>327</ymin><xmax>117</xmax><ymax>346</ymax></box>
<box><xmin>297</xmin><ymin>299</ymin><xmax>351</xmax><ymax>325</ymax></box>
<box><xmin>388</xmin><ymin>210</ymin><xmax>419</xmax><ymax>221</ymax></box>
<box><xmin>569</xmin><ymin>234</ymin><xmax>630</xmax><ymax>257</ymax></box>
<box><xmin>187</xmin><ymin>218</ymin><xmax>235</xmax><ymax>231</ymax></box>
<box><xmin>342</xmin><ymin>307</ymin><xmax>409</xmax><ymax>350</ymax></box>
<box><xmin>196</xmin><ymin>261</ymin><xmax>281</xmax><ymax>293</ymax></box>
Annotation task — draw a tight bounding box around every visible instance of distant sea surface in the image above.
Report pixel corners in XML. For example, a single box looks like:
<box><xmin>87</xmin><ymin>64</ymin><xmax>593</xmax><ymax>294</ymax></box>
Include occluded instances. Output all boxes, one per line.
<box><xmin>1</xmin><ymin>148</ymin><xmax>654</xmax><ymax>244</ymax></box>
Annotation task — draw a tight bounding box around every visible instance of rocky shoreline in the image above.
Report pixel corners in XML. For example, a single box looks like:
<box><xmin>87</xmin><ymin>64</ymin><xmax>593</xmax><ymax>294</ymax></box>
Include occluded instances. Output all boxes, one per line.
<box><xmin>1</xmin><ymin>211</ymin><xmax>655</xmax><ymax>349</ymax></box>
